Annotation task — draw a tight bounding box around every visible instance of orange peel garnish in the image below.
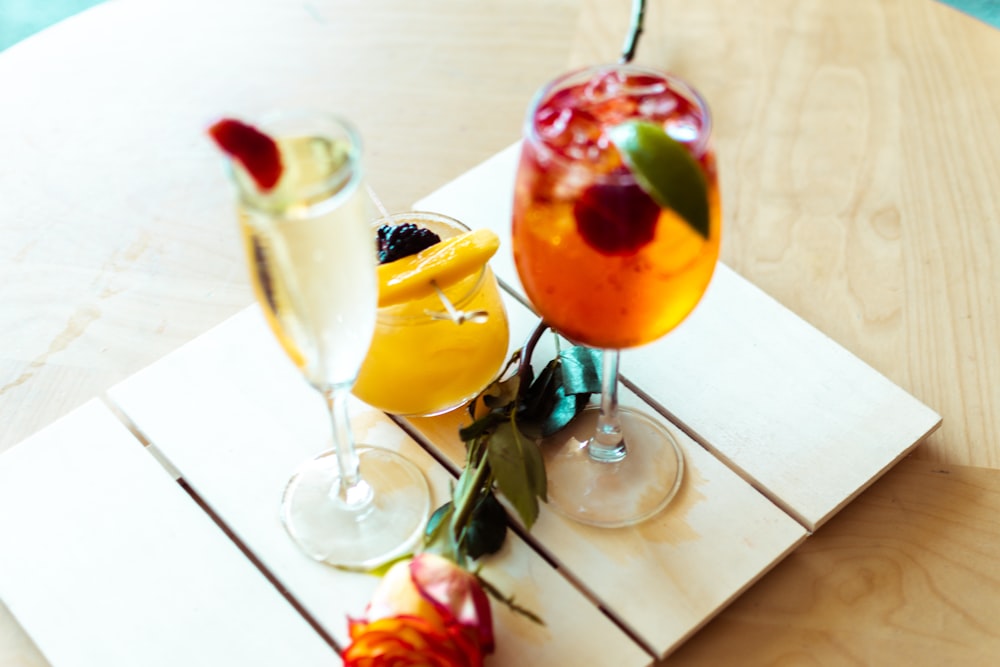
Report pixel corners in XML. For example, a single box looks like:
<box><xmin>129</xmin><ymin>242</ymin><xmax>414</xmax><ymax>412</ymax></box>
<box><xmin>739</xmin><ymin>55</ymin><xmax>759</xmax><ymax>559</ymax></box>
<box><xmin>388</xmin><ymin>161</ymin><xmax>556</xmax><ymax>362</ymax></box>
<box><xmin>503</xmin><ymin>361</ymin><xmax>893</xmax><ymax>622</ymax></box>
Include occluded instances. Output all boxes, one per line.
<box><xmin>377</xmin><ymin>229</ymin><xmax>500</xmax><ymax>307</ymax></box>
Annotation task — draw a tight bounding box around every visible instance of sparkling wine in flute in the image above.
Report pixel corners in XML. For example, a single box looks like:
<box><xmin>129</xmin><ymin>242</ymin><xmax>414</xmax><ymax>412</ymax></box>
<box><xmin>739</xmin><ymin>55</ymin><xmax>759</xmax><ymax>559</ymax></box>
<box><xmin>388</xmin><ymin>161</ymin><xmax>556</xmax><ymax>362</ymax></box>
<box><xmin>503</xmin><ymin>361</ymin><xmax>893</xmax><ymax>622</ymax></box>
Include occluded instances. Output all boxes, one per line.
<box><xmin>214</xmin><ymin>113</ymin><xmax>431</xmax><ymax>568</ymax></box>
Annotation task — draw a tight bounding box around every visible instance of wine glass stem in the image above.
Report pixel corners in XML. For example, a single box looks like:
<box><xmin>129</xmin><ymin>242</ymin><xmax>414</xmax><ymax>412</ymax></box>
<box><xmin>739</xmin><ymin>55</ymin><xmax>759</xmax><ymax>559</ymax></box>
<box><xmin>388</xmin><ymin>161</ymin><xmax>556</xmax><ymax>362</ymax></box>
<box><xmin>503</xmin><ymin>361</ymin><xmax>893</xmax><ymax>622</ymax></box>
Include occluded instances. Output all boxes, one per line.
<box><xmin>324</xmin><ymin>385</ymin><xmax>373</xmax><ymax>509</ymax></box>
<box><xmin>589</xmin><ymin>349</ymin><xmax>627</xmax><ymax>463</ymax></box>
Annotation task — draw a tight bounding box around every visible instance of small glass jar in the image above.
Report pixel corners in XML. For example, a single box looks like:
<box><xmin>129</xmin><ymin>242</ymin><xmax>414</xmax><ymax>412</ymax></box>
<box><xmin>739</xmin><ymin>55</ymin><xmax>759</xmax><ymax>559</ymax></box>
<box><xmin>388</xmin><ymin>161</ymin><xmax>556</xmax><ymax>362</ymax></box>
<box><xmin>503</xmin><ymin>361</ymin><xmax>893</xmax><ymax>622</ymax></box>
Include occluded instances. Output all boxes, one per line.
<box><xmin>352</xmin><ymin>212</ymin><xmax>510</xmax><ymax>416</ymax></box>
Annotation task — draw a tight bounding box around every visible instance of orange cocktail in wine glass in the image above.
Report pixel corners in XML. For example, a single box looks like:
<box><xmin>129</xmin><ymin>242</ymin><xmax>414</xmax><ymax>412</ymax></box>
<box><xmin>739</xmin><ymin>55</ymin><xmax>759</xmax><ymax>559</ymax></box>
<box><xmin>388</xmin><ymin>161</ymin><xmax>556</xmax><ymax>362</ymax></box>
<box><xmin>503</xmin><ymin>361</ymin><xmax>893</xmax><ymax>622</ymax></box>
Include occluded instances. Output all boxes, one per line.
<box><xmin>512</xmin><ymin>64</ymin><xmax>721</xmax><ymax>527</ymax></box>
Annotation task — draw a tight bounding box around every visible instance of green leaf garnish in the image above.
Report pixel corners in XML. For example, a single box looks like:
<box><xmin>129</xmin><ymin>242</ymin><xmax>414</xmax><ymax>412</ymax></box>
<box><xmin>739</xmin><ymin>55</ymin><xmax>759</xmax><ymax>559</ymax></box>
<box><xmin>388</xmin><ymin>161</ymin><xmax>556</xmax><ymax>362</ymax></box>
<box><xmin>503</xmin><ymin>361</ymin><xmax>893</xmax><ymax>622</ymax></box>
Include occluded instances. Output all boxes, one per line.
<box><xmin>608</xmin><ymin>119</ymin><xmax>710</xmax><ymax>239</ymax></box>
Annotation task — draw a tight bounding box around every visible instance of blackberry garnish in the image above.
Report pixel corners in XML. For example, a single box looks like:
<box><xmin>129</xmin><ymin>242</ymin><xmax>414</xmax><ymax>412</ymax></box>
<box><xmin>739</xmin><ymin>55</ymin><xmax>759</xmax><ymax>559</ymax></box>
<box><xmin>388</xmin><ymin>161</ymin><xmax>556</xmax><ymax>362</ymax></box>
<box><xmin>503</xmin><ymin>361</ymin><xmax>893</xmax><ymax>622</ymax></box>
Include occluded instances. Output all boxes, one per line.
<box><xmin>377</xmin><ymin>223</ymin><xmax>441</xmax><ymax>264</ymax></box>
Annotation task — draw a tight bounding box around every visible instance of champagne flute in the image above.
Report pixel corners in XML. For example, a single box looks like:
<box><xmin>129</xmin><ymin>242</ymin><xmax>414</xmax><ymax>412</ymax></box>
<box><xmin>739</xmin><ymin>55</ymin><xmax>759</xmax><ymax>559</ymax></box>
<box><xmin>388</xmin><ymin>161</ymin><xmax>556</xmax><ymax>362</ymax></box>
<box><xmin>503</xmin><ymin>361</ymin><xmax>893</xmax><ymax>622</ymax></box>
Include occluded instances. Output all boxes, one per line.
<box><xmin>511</xmin><ymin>65</ymin><xmax>721</xmax><ymax>527</ymax></box>
<box><xmin>223</xmin><ymin>112</ymin><xmax>431</xmax><ymax>568</ymax></box>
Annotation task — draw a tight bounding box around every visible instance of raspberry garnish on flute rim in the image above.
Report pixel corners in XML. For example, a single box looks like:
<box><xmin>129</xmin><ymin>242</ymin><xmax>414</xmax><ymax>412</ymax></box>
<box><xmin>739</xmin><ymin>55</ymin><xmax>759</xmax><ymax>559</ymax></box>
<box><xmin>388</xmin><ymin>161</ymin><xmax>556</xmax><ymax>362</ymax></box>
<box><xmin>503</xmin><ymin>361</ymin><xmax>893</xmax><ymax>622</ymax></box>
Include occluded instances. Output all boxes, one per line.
<box><xmin>208</xmin><ymin>118</ymin><xmax>283</xmax><ymax>191</ymax></box>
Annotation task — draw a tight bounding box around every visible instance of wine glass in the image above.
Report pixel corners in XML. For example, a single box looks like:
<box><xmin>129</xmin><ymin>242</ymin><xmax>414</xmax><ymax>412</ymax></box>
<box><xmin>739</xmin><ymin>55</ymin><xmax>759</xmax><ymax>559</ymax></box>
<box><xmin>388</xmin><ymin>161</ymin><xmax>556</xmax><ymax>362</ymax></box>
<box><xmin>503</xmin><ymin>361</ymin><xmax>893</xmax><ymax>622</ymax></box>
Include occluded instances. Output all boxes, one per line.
<box><xmin>227</xmin><ymin>112</ymin><xmax>431</xmax><ymax>568</ymax></box>
<box><xmin>511</xmin><ymin>64</ymin><xmax>722</xmax><ymax>527</ymax></box>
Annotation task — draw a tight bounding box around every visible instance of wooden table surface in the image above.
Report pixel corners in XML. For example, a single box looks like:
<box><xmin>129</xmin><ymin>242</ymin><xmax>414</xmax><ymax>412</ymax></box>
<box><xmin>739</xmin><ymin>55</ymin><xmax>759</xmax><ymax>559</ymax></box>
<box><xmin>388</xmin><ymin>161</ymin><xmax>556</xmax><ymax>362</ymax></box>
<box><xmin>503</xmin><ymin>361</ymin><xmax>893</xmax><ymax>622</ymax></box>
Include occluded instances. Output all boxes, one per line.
<box><xmin>2</xmin><ymin>0</ymin><xmax>999</xmax><ymax>664</ymax></box>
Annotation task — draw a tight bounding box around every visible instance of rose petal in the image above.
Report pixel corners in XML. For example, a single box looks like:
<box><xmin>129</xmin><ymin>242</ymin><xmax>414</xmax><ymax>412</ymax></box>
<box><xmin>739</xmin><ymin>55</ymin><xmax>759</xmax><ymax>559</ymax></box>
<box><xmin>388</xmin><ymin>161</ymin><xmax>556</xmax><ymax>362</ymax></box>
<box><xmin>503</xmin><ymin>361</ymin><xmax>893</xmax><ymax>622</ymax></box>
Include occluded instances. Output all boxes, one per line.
<box><xmin>366</xmin><ymin>559</ymin><xmax>439</xmax><ymax>626</ymax></box>
<box><xmin>344</xmin><ymin>616</ymin><xmax>480</xmax><ymax>667</ymax></box>
<box><xmin>410</xmin><ymin>553</ymin><xmax>494</xmax><ymax>653</ymax></box>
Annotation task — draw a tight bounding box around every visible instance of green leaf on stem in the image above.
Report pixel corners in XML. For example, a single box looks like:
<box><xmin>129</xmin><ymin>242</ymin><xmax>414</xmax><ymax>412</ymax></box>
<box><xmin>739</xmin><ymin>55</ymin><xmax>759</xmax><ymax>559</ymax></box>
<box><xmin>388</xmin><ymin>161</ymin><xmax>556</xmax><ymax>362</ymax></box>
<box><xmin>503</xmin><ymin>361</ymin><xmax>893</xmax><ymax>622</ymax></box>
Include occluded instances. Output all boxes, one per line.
<box><xmin>443</xmin><ymin>333</ymin><xmax>600</xmax><ymax>561</ymax></box>
<box><xmin>458</xmin><ymin>411</ymin><xmax>504</xmax><ymax>443</ymax></box>
<box><xmin>426</xmin><ymin>502</ymin><xmax>452</xmax><ymax>541</ymax></box>
<box><xmin>487</xmin><ymin>421</ymin><xmax>546</xmax><ymax>529</ymax></box>
<box><xmin>519</xmin><ymin>347</ymin><xmax>601</xmax><ymax>437</ymax></box>
<box><xmin>423</xmin><ymin>501</ymin><xmax>461</xmax><ymax>562</ymax></box>
<box><xmin>464</xmin><ymin>492</ymin><xmax>508</xmax><ymax>559</ymax></box>
<box><xmin>558</xmin><ymin>347</ymin><xmax>603</xmax><ymax>394</ymax></box>
<box><xmin>540</xmin><ymin>387</ymin><xmax>588</xmax><ymax>438</ymax></box>
<box><xmin>481</xmin><ymin>374</ymin><xmax>521</xmax><ymax>410</ymax></box>
<box><xmin>517</xmin><ymin>358</ymin><xmax>563</xmax><ymax>433</ymax></box>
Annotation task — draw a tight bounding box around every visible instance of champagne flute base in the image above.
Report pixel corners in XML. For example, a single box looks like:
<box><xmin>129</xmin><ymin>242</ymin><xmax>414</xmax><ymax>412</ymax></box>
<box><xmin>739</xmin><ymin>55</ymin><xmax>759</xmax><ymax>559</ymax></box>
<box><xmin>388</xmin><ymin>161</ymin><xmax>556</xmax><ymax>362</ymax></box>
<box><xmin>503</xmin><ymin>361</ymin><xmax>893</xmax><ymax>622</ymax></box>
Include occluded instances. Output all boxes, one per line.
<box><xmin>542</xmin><ymin>406</ymin><xmax>684</xmax><ymax>528</ymax></box>
<box><xmin>280</xmin><ymin>446</ymin><xmax>431</xmax><ymax>570</ymax></box>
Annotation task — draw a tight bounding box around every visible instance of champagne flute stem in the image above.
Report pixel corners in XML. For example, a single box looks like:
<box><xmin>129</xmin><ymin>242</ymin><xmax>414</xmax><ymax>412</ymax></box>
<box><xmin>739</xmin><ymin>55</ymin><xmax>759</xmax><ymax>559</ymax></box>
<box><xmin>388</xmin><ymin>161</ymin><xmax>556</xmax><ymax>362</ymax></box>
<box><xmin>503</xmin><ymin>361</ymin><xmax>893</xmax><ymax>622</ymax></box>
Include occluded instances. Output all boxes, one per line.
<box><xmin>589</xmin><ymin>349</ymin><xmax>627</xmax><ymax>462</ymax></box>
<box><xmin>325</xmin><ymin>385</ymin><xmax>372</xmax><ymax>508</ymax></box>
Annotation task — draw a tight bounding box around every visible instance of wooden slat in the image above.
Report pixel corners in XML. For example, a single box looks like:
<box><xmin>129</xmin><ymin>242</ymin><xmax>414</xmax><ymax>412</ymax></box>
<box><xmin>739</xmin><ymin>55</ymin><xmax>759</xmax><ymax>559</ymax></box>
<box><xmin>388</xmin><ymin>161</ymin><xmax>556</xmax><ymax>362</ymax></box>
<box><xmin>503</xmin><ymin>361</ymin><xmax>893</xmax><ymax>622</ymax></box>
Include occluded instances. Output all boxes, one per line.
<box><xmin>0</xmin><ymin>400</ymin><xmax>338</xmax><ymax>667</ymax></box>
<box><xmin>414</xmin><ymin>146</ymin><xmax>942</xmax><ymax>530</ymax></box>
<box><xmin>107</xmin><ymin>306</ymin><xmax>651</xmax><ymax>667</ymax></box>
<box><xmin>630</xmin><ymin>262</ymin><xmax>942</xmax><ymax>528</ymax></box>
<box><xmin>406</xmin><ymin>292</ymin><xmax>807</xmax><ymax>657</ymax></box>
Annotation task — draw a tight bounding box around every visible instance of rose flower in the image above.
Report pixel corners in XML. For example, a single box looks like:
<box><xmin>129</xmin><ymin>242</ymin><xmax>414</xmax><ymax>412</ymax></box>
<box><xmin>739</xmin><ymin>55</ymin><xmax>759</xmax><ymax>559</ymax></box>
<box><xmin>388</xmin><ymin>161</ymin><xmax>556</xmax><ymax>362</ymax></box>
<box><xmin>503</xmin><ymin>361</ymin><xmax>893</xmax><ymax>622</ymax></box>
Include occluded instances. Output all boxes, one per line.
<box><xmin>343</xmin><ymin>553</ymin><xmax>494</xmax><ymax>667</ymax></box>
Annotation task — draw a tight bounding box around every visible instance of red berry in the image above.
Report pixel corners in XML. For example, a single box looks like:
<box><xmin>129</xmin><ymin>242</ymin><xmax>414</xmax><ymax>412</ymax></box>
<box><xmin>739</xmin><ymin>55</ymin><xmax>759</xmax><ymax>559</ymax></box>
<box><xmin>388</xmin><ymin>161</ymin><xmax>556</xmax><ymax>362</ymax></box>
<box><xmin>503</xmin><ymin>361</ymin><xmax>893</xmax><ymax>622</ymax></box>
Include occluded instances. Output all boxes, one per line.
<box><xmin>573</xmin><ymin>181</ymin><xmax>660</xmax><ymax>255</ymax></box>
<box><xmin>208</xmin><ymin>118</ymin><xmax>282</xmax><ymax>191</ymax></box>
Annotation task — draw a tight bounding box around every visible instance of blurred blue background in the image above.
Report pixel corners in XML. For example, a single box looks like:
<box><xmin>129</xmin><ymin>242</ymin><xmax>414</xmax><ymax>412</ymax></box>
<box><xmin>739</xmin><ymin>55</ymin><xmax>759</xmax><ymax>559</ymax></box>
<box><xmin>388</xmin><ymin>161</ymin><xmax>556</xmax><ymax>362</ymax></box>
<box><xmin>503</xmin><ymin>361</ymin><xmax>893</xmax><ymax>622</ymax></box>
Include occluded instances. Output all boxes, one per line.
<box><xmin>941</xmin><ymin>0</ymin><xmax>1000</xmax><ymax>28</ymax></box>
<box><xmin>0</xmin><ymin>1</ymin><xmax>995</xmax><ymax>53</ymax></box>
<box><xmin>0</xmin><ymin>0</ymin><xmax>105</xmax><ymax>51</ymax></box>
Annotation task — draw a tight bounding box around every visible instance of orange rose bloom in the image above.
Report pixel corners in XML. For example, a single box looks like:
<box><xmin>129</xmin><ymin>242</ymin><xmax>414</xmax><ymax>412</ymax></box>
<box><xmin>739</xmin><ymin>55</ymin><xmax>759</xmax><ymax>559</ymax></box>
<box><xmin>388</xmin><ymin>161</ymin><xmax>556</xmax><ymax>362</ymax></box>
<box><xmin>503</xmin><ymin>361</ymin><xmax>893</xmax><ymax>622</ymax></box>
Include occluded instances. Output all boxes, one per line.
<box><xmin>344</xmin><ymin>615</ymin><xmax>481</xmax><ymax>667</ymax></box>
<box><xmin>343</xmin><ymin>553</ymin><xmax>494</xmax><ymax>667</ymax></box>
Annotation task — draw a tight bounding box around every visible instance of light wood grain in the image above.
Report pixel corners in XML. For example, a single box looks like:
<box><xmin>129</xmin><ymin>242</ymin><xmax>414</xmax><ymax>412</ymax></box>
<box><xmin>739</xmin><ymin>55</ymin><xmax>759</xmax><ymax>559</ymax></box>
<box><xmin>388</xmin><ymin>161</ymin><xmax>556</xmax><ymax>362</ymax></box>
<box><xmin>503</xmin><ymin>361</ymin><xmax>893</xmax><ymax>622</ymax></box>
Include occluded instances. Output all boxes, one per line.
<box><xmin>107</xmin><ymin>306</ymin><xmax>652</xmax><ymax>667</ymax></box>
<box><xmin>0</xmin><ymin>0</ymin><xmax>576</xmax><ymax>454</ymax></box>
<box><xmin>3</xmin><ymin>0</ymin><xmax>1000</xmax><ymax>664</ymax></box>
<box><xmin>662</xmin><ymin>456</ymin><xmax>1000</xmax><ymax>666</ymax></box>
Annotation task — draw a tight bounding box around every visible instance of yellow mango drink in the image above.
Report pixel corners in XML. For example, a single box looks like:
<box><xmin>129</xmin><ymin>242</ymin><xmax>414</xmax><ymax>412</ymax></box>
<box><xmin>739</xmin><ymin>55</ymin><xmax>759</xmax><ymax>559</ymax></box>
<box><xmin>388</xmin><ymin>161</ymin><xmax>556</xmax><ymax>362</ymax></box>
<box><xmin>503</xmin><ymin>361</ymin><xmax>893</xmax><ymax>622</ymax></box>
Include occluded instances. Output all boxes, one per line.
<box><xmin>352</xmin><ymin>212</ymin><xmax>510</xmax><ymax>416</ymax></box>
<box><xmin>512</xmin><ymin>66</ymin><xmax>721</xmax><ymax>349</ymax></box>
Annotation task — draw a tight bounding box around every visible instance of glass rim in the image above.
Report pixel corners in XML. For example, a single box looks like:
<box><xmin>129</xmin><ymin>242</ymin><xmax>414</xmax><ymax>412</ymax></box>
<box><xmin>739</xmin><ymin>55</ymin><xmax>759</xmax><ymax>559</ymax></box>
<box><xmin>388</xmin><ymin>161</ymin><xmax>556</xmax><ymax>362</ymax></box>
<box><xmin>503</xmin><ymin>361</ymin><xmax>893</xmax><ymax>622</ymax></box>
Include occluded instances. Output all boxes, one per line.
<box><xmin>372</xmin><ymin>210</ymin><xmax>488</xmax><ymax>323</ymax></box>
<box><xmin>232</xmin><ymin>110</ymin><xmax>364</xmax><ymax>220</ymax></box>
<box><xmin>522</xmin><ymin>63</ymin><xmax>713</xmax><ymax>180</ymax></box>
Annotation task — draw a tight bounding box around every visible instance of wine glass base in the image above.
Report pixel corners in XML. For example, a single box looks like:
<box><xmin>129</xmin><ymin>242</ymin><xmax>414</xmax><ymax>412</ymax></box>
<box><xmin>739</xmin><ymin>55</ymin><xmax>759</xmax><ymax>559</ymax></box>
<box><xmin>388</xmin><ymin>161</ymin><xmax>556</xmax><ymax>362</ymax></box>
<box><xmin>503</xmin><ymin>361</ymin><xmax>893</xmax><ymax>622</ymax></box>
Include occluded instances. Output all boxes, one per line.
<box><xmin>542</xmin><ymin>406</ymin><xmax>684</xmax><ymax>528</ymax></box>
<box><xmin>280</xmin><ymin>446</ymin><xmax>431</xmax><ymax>570</ymax></box>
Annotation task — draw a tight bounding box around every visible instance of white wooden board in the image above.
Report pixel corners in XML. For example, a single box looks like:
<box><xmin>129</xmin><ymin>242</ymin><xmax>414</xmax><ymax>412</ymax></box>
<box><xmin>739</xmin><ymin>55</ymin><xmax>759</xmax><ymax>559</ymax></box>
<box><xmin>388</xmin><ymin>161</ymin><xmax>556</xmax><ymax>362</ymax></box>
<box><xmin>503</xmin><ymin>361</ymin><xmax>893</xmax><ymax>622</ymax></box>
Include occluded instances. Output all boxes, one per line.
<box><xmin>107</xmin><ymin>306</ymin><xmax>651</xmax><ymax>667</ymax></box>
<box><xmin>2</xmin><ymin>143</ymin><xmax>944</xmax><ymax>667</ymax></box>
<box><xmin>414</xmin><ymin>144</ymin><xmax>942</xmax><ymax>530</ymax></box>
<box><xmin>0</xmin><ymin>400</ymin><xmax>338</xmax><ymax>667</ymax></box>
<box><xmin>405</xmin><ymin>292</ymin><xmax>807</xmax><ymax>657</ymax></box>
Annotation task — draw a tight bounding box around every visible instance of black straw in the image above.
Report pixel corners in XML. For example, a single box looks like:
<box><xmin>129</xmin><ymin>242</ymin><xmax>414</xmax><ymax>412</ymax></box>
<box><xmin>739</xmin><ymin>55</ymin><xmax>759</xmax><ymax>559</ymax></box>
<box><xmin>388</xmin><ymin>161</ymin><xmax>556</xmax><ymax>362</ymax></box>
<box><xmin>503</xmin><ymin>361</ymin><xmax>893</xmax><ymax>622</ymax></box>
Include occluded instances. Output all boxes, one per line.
<box><xmin>619</xmin><ymin>0</ymin><xmax>647</xmax><ymax>64</ymax></box>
